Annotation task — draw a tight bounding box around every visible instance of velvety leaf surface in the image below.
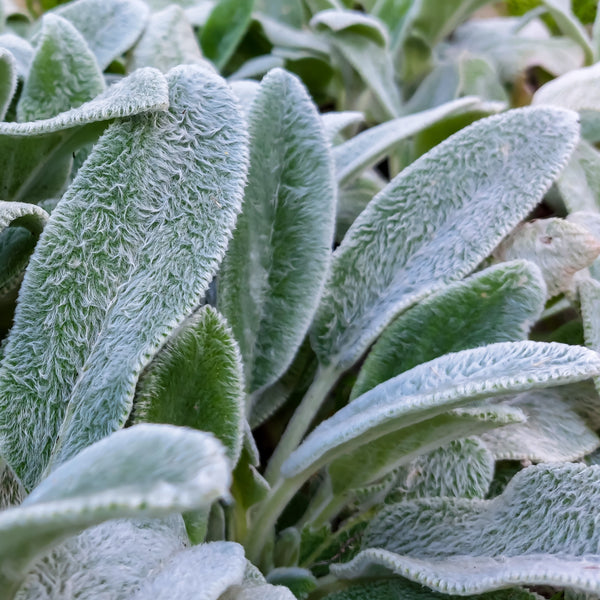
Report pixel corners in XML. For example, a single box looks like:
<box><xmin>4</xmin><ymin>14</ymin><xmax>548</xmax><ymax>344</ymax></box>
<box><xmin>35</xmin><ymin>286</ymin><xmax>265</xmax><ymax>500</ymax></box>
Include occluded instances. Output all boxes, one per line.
<box><xmin>0</xmin><ymin>65</ymin><xmax>248</xmax><ymax>490</ymax></box>
<box><xmin>0</xmin><ymin>34</ymin><xmax>32</xmax><ymax>80</ymax></box>
<box><xmin>0</xmin><ymin>48</ymin><xmax>16</xmax><ymax>120</ymax></box>
<box><xmin>335</xmin><ymin>464</ymin><xmax>600</xmax><ymax>593</ymax></box>
<box><xmin>351</xmin><ymin>261</ymin><xmax>546</xmax><ymax>400</ymax></box>
<box><xmin>0</xmin><ymin>425</ymin><xmax>230</xmax><ymax>593</ymax></box>
<box><xmin>54</xmin><ymin>0</ymin><xmax>149</xmax><ymax>71</ymax></box>
<box><xmin>493</xmin><ymin>219</ymin><xmax>600</xmax><ymax>297</ymax></box>
<box><xmin>129</xmin><ymin>5</ymin><xmax>205</xmax><ymax>73</ymax></box>
<box><xmin>200</xmin><ymin>0</ymin><xmax>254</xmax><ymax>70</ymax></box>
<box><xmin>134</xmin><ymin>305</ymin><xmax>245</xmax><ymax>465</ymax></box>
<box><xmin>480</xmin><ymin>387</ymin><xmax>600</xmax><ymax>462</ymax></box>
<box><xmin>310</xmin><ymin>107</ymin><xmax>579</xmax><ymax>371</ymax></box>
<box><xmin>321</xmin><ymin>110</ymin><xmax>363</xmax><ymax>143</ymax></box>
<box><xmin>283</xmin><ymin>341</ymin><xmax>600</xmax><ymax>479</ymax></box>
<box><xmin>556</xmin><ymin>139</ymin><xmax>600</xmax><ymax>213</ymax></box>
<box><xmin>219</xmin><ymin>68</ymin><xmax>335</xmax><ymax>393</ymax></box>
<box><xmin>333</xmin><ymin>97</ymin><xmax>486</xmax><ymax>186</ymax></box>
<box><xmin>17</xmin><ymin>14</ymin><xmax>105</xmax><ymax>122</ymax></box>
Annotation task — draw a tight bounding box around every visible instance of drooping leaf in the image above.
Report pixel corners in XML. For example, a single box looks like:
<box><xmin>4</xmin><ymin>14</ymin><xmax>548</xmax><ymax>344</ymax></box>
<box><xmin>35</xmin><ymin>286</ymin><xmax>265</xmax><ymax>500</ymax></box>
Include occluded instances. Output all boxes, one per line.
<box><xmin>321</xmin><ymin>110</ymin><xmax>363</xmax><ymax>143</ymax></box>
<box><xmin>282</xmin><ymin>341</ymin><xmax>600</xmax><ymax>481</ymax></box>
<box><xmin>323</xmin><ymin>577</ymin><xmax>543</xmax><ymax>600</ymax></box>
<box><xmin>54</xmin><ymin>0</ymin><xmax>149</xmax><ymax>71</ymax></box>
<box><xmin>128</xmin><ymin>5</ymin><xmax>206</xmax><ymax>73</ymax></box>
<box><xmin>311</xmin><ymin>9</ymin><xmax>401</xmax><ymax>119</ymax></box>
<box><xmin>0</xmin><ymin>67</ymin><xmax>169</xmax><ymax>204</ymax></box>
<box><xmin>0</xmin><ymin>34</ymin><xmax>32</xmax><ymax>80</ymax></box>
<box><xmin>392</xmin><ymin>438</ymin><xmax>495</xmax><ymax>501</ymax></box>
<box><xmin>200</xmin><ymin>0</ymin><xmax>254</xmax><ymax>70</ymax></box>
<box><xmin>310</xmin><ymin>107</ymin><xmax>579</xmax><ymax>371</ymax></box>
<box><xmin>335</xmin><ymin>463</ymin><xmax>600</xmax><ymax>594</ymax></box>
<box><xmin>0</xmin><ymin>424</ymin><xmax>230</xmax><ymax>595</ymax></box>
<box><xmin>493</xmin><ymin>219</ymin><xmax>600</xmax><ymax>297</ymax></box>
<box><xmin>0</xmin><ymin>202</ymin><xmax>48</xmax><ymax>299</ymax></box>
<box><xmin>134</xmin><ymin>305</ymin><xmax>245</xmax><ymax>465</ymax></box>
<box><xmin>334</xmin><ymin>97</ymin><xmax>488</xmax><ymax>186</ymax></box>
<box><xmin>17</xmin><ymin>14</ymin><xmax>104</xmax><ymax>123</ymax></box>
<box><xmin>351</xmin><ymin>261</ymin><xmax>546</xmax><ymax>401</ymax></box>
<box><xmin>0</xmin><ymin>64</ymin><xmax>248</xmax><ymax>491</ymax></box>
<box><xmin>0</xmin><ymin>48</ymin><xmax>16</xmax><ymax>120</ymax></box>
<box><xmin>219</xmin><ymin>68</ymin><xmax>335</xmax><ymax>394</ymax></box>
<box><xmin>480</xmin><ymin>386</ymin><xmax>600</xmax><ymax>462</ymax></box>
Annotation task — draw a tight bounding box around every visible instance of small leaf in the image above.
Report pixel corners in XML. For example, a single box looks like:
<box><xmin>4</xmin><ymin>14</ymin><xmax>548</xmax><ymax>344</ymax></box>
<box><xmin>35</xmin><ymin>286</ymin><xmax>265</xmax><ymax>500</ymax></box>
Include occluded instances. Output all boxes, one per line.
<box><xmin>493</xmin><ymin>218</ymin><xmax>600</xmax><ymax>297</ymax></box>
<box><xmin>0</xmin><ymin>425</ymin><xmax>230</xmax><ymax>593</ymax></box>
<box><xmin>17</xmin><ymin>14</ymin><xmax>105</xmax><ymax>122</ymax></box>
<box><xmin>480</xmin><ymin>387</ymin><xmax>600</xmax><ymax>462</ymax></box>
<box><xmin>0</xmin><ymin>48</ymin><xmax>16</xmax><ymax>120</ymax></box>
<box><xmin>335</xmin><ymin>463</ymin><xmax>600</xmax><ymax>594</ymax></box>
<box><xmin>334</xmin><ymin>97</ymin><xmax>488</xmax><ymax>186</ymax></box>
<box><xmin>0</xmin><ymin>34</ymin><xmax>32</xmax><ymax>80</ymax></box>
<box><xmin>311</xmin><ymin>107</ymin><xmax>579</xmax><ymax>371</ymax></box>
<box><xmin>282</xmin><ymin>341</ymin><xmax>600</xmax><ymax>480</ymax></box>
<box><xmin>134</xmin><ymin>305</ymin><xmax>245</xmax><ymax>465</ymax></box>
<box><xmin>200</xmin><ymin>0</ymin><xmax>254</xmax><ymax>70</ymax></box>
<box><xmin>219</xmin><ymin>68</ymin><xmax>335</xmax><ymax>394</ymax></box>
<box><xmin>54</xmin><ymin>0</ymin><xmax>150</xmax><ymax>71</ymax></box>
<box><xmin>351</xmin><ymin>261</ymin><xmax>546</xmax><ymax>400</ymax></box>
<box><xmin>0</xmin><ymin>65</ymin><xmax>248</xmax><ymax>491</ymax></box>
<box><xmin>266</xmin><ymin>567</ymin><xmax>317</xmax><ymax>600</ymax></box>
<box><xmin>128</xmin><ymin>5</ymin><xmax>206</xmax><ymax>74</ymax></box>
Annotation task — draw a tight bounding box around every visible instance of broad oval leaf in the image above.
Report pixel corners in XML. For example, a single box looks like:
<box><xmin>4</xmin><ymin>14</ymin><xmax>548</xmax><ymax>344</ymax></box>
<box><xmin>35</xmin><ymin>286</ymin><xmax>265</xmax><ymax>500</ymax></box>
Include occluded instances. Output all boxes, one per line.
<box><xmin>335</xmin><ymin>463</ymin><xmax>600</xmax><ymax>594</ymax></box>
<box><xmin>134</xmin><ymin>305</ymin><xmax>245</xmax><ymax>465</ymax></box>
<box><xmin>282</xmin><ymin>341</ymin><xmax>600</xmax><ymax>479</ymax></box>
<box><xmin>0</xmin><ymin>424</ymin><xmax>230</xmax><ymax>593</ymax></box>
<box><xmin>17</xmin><ymin>14</ymin><xmax>105</xmax><ymax>123</ymax></box>
<box><xmin>0</xmin><ymin>64</ymin><xmax>249</xmax><ymax>491</ymax></box>
<box><xmin>219</xmin><ymin>68</ymin><xmax>336</xmax><ymax>394</ymax></box>
<box><xmin>351</xmin><ymin>260</ymin><xmax>546</xmax><ymax>400</ymax></box>
<box><xmin>310</xmin><ymin>107</ymin><xmax>580</xmax><ymax>371</ymax></box>
<box><xmin>54</xmin><ymin>0</ymin><xmax>150</xmax><ymax>71</ymax></box>
<box><xmin>128</xmin><ymin>5</ymin><xmax>206</xmax><ymax>74</ymax></box>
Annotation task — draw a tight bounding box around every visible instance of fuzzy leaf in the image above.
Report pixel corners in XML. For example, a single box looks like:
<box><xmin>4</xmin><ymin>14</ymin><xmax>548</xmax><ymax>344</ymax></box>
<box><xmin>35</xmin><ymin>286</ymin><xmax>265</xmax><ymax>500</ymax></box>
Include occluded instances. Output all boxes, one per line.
<box><xmin>282</xmin><ymin>341</ymin><xmax>600</xmax><ymax>480</ymax></box>
<box><xmin>480</xmin><ymin>387</ymin><xmax>600</xmax><ymax>462</ymax></box>
<box><xmin>134</xmin><ymin>305</ymin><xmax>245</xmax><ymax>465</ymax></box>
<box><xmin>54</xmin><ymin>0</ymin><xmax>149</xmax><ymax>71</ymax></box>
<box><xmin>129</xmin><ymin>5</ymin><xmax>206</xmax><ymax>73</ymax></box>
<box><xmin>0</xmin><ymin>67</ymin><xmax>169</xmax><ymax>205</ymax></box>
<box><xmin>493</xmin><ymin>219</ymin><xmax>600</xmax><ymax>297</ymax></box>
<box><xmin>17</xmin><ymin>15</ymin><xmax>105</xmax><ymax>123</ymax></box>
<box><xmin>351</xmin><ymin>261</ymin><xmax>546</xmax><ymax>401</ymax></box>
<box><xmin>200</xmin><ymin>0</ymin><xmax>254</xmax><ymax>70</ymax></box>
<box><xmin>266</xmin><ymin>567</ymin><xmax>317</xmax><ymax>599</ymax></box>
<box><xmin>394</xmin><ymin>438</ymin><xmax>495</xmax><ymax>500</ymax></box>
<box><xmin>335</xmin><ymin>463</ymin><xmax>600</xmax><ymax>594</ymax></box>
<box><xmin>0</xmin><ymin>34</ymin><xmax>32</xmax><ymax>80</ymax></box>
<box><xmin>334</xmin><ymin>97</ymin><xmax>486</xmax><ymax>186</ymax></box>
<box><xmin>310</xmin><ymin>107</ymin><xmax>579</xmax><ymax>371</ymax></box>
<box><xmin>219</xmin><ymin>68</ymin><xmax>335</xmax><ymax>394</ymax></box>
<box><xmin>0</xmin><ymin>425</ymin><xmax>230</xmax><ymax>593</ymax></box>
<box><xmin>321</xmin><ymin>110</ymin><xmax>364</xmax><ymax>143</ymax></box>
<box><xmin>0</xmin><ymin>65</ymin><xmax>248</xmax><ymax>491</ymax></box>
<box><xmin>556</xmin><ymin>139</ymin><xmax>600</xmax><ymax>213</ymax></box>
<box><xmin>0</xmin><ymin>48</ymin><xmax>16</xmax><ymax>120</ymax></box>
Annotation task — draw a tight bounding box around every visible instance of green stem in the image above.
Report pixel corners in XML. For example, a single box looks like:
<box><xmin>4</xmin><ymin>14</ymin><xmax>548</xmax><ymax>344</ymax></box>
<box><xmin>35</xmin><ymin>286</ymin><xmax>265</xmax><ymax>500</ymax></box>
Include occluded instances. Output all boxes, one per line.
<box><xmin>264</xmin><ymin>362</ymin><xmax>341</xmax><ymax>485</ymax></box>
<box><xmin>244</xmin><ymin>473</ymin><xmax>307</xmax><ymax>567</ymax></box>
<box><xmin>296</xmin><ymin>475</ymin><xmax>333</xmax><ymax>530</ymax></box>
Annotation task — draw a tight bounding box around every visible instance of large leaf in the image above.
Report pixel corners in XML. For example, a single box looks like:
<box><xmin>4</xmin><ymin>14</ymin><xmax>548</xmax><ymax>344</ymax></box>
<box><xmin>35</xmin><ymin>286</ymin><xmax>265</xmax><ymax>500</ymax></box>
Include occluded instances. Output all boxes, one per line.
<box><xmin>219</xmin><ymin>68</ymin><xmax>335</xmax><ymax>394</ymax></box>
<box><xmin>351</xmin><ymin>261</ymin><xmax>546</xmax><ymax>400</ymax></box>
<box><xmin>335</xmin><ymin>463</ymin><xmax>600</xmax><ymax>594</ymax></box>
<box><xmin>282</xmin><ymin>341</ymin><xmax>600</xmax><ymax>480</ymax></box>
<box><xmin>310</xmin><ymin>107</ymin><xmax>579</xmax><ymax>371</ymax></box>
<box><xmin>17</xmin><ymin>14</ymin><xmax>104</xmax><ymax>123</ymax></box>
<box><xmin>334</xmin><ymin>96</ymin><xmax>488</xmax><ymax>186</ymax></box>
<box><xmin>0</xmin><ymin>65</ymin><xmax>248</xmax><ymax>491</ymax></box>
<box><xmin>200</xmin><ymin>0</ymin><xmax>254</xmax><ymax>70</ymax></box>
<box><xmin>0</xmin><ymin>424</ymin><xmax>230</xmax><ymax>595</ymax></box>
<box><xmin>134</xmin><ymin>305</ymin><xmax>245</xmax><ymax>465</ymax></box>
<box><xmin>128</xmin><ymin>5</ymin><xmax>205</xmax><ymax>73</ymax></box>
<box><xmin>0</xmin><ymin>67</ymin><xmax>169</xmax><ymax>204</ymax></box>
<box><xmin>54</xmin><ymin>0</ymin><xmax>149</xmax><ymax>71</ymax></box>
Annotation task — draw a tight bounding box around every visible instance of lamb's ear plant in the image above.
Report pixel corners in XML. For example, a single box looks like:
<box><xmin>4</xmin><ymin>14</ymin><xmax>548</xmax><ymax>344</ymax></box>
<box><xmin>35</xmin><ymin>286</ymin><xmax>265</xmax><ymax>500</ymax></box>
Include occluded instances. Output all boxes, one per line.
<box><xmin>3</xmin><ymin>2</ymin><xmax>600</xmax><ymax>599</ymax></box>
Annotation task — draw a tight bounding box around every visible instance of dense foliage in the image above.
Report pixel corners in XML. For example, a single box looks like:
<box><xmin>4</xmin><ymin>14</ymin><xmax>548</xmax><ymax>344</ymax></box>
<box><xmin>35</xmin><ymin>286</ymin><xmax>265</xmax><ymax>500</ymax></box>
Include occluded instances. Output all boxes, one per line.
<box><xmin>0</xmin><ymin>0</ymin><xmax>600</xmax><ymax>598</ymax></box>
